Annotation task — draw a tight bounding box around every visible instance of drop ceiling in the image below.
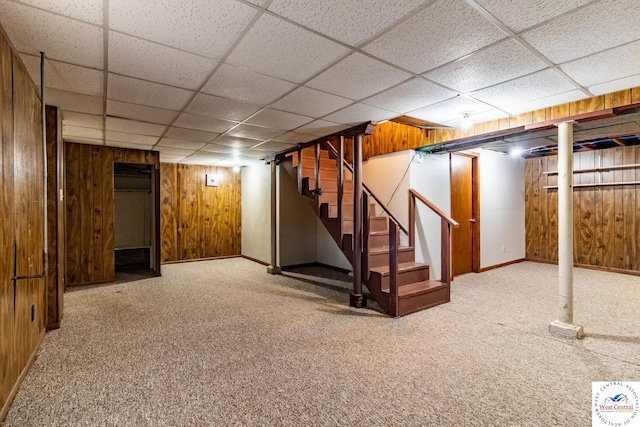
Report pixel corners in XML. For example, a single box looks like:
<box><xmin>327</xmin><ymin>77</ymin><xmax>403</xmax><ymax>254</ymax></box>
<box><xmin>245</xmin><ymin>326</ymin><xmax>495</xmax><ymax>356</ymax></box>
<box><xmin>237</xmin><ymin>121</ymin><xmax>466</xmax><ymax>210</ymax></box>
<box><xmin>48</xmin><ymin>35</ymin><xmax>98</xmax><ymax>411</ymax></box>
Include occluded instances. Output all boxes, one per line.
<box><xmin>1</xmin><ymin>0</ymin><xmax>639</xmax><ymax>166</ymax></box>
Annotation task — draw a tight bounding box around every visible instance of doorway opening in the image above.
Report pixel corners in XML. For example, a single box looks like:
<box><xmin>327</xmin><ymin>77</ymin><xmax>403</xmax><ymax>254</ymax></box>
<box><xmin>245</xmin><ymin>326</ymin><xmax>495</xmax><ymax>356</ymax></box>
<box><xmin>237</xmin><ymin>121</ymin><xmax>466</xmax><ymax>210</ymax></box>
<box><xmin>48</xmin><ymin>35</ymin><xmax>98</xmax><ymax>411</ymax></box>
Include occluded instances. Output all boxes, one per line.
<box><xmin>113</xmin><ymin>163</ymin><xmax>160</xmax><ymax>281</ymax></box>
<box><xmin>450</xmin><ymin>153</ymin><xmax>480</xmax><ymax>276</ymax></box>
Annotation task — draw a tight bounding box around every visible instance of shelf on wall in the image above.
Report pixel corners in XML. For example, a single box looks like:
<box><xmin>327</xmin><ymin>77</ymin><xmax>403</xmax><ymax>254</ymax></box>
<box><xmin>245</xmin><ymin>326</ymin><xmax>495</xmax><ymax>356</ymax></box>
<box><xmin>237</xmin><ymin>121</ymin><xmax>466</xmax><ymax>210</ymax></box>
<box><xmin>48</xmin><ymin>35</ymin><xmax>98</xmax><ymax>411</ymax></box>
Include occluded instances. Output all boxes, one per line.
<box><xmin>544</xmin><ymin>181</ymin><xmax>640</xmax><ymax>189</ymax></box>
<box><xmin>543</xmin><ymin>163</ymin><xmax>640</xmax><ymax>175</ymax></box>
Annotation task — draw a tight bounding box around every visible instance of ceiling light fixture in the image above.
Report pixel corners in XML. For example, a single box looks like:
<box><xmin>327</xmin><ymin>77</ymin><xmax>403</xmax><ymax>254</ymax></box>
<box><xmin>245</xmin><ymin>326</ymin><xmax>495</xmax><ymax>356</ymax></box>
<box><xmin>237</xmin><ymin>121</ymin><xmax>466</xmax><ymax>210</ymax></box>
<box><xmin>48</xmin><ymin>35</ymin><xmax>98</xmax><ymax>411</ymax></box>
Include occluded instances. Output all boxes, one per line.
<box><xmin>510</xmin><ymin>147</ymin><xmax>524</xmax><ymax>157</ymax></box>
<box><xmin>233</xmin><ymin>164</ymin><xmax>240</xmax><ymax>173</ymax></box>
<box><xmin>461</xmin><ymin>112</ymin><xmax>473</xmax><ymax>130</ymax></box>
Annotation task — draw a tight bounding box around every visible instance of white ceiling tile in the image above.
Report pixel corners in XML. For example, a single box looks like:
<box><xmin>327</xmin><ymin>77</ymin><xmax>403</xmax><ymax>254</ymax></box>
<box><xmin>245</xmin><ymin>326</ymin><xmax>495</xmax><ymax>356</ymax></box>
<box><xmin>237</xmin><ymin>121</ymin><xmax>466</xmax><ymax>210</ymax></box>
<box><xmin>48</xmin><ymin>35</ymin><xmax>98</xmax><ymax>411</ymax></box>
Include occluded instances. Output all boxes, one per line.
<box><xmin>323</xmin><ymin>103</ymin><xmax>397</xmax><ymax>125</ymax></box>
<box><xmin>63</xmin><ymin>125</ymin><xmax>103</xmax><ymax>139</ymax></box>
<box><xmin>201</xmin><ymin>143</ymin><xmax>240</xmax><ymax>155</ymax></box>
<box><xmin>106</xmin><ymin>117</ymin><xmax>167</xmax><ymax>136</ymax></box>
<box><xmin>159</xmin><ymin>154</ymin><xmax>187</xmax><ymax>163</ymax></box>
<box><xmin>202</xmin><ymin>63</ymin><xmax>296</xmax><ymax>105</ymax></box>
<box><xmin>214</xmin><ymin>136</ymin><xmax>263</xmax><ymax>148</ymax></box>
<box><xmin>272</xmin><ymin>131</ymin><xmax>317</xmax><ymax>144</ymax></box>
<box><xmin>108</xmin><ymin>74</ymin><xmax>193</xmax><ymax>110</ymax></box>
<box><xmin>107</xmin><ymin>100</ymin><xmax>177</xmax><ymax>125</ymax></box>
<box><xmin>474</xmin><ymin>0</ymin><xmax>592</xmax><ymax>32</ymax></box>
<box><xmin>157</xmin><ymin>138</ymin><xmax>207</xmax><ymax>150</ymax></box>
<box><xmin>214</xmin><ymin>155</ymin><xmax>261</xmax><ymax>167</ymax></box>
<box><xmin>441</xmin><ymin>109</ymin><xmax>509</xmax><ymax>128</ymax></box>
<box><xmin>0</xmin><ymin>2</ymin><xmax>103</xmax><ymax>68</ymax></box>
<box><xmin>295</xmin><ymin>120</ymin><xmax>349</xmax><ymax>136</ymax></box>
<box><xmin>245</xmin><ymin>0</ymin><xmax>269</xmax><ymax>6</ymax></box>
<box><xmin>362</xmin><ymin>0</ymin><xmax>505</xmax><ymax>73</ymax></box>
<box><xmin>363</xmin><ymin>78</ymin><xmax>456</xmax><ymax>114</ymax></box>
<box><xmin>561</xmin><ymin>40</ymin><xmax>640</xmax><ymax>88</ymax></box>
<box><xmin>470</xmin><ymin>69</ymin><xmax>577</xmax><ymax>110</ymax></box>
<box><xmin>227</xmin><ymin>124</ymin><xmax>284</xmax><ymax>140</ymax></box>
<box><xmin>186</xmin><ymin>93</ymin><xmax>262</xmax><ymax>122</ymax></box>
<box><xmin>589</xmin><ymin>74</ymin><xmax>640</xmax><ymax>97</ymax></box>
<box><xmin>109</xmin><ymin>0</ymin><xmax>256</xmax><ymax>59</ymax></box>
<box><xmin>249</xmin><ymin>140</ymin><xmax>293</xmax><ymax>152</ymax></box>
<box><xmin>181</xmin><ymin>152</ymin><xmax>229</xmax><ymax>165</ymax></box>
<box><xmin>521</xmin><ymin>0</ymin><xmax>640</xmax><ymax>64</ymax></box>
<box><xmin>21</xmin><ymin>54</ymin><xmax>103</xmax><ymax>96</ymax></box>
<box><xmin>406</xmin><ymin>95</ymin><xmax>494</xmax><ymax>124</ymax></box>
<box><xmin>47</xmin><ymin>89</ymin><xmax>103</xmax><ymax>115</ymax></box>
<box><xmin>307</xmin><ymin>52</ymin><xmax>411</xmax><ymax>101</ymax></box>
<box><xmin>155</xmin><ymin>146</ymin><xmax>194</xmax><ymax>156</ymax></box>
<box><xmin>246</xmin><ymin>109</ymin><xmax>313</xmax><ymax>129</ymax></box>
<box><xmin>503</xmin><ymin>90</ymin><xmax>587</xmax><ymax>116</ymax></box>
<box><xmin>173</xmin><ymin>113</ymin><xmax>237</xmax><ymax>134</ymax></box>
<box><xmin>227</xmin><ymin>13</ymin><xmax>350</xmax><ymax>83</ymax></box>
<box><xmin>423</xmin><ymin>39</ymin><xmax>548</xmax><ymax>94</ymax></box>
<box><xmin>165</xmin><ymin>127</ymin><xmax>218</xmax><ymax>143</ymax></box>
<box><xmin>271</xmin><ymin>86</ymin><xmax>352</xmax><ymax>118</ymax></box>
<box><xmin>109</xmin><ymin>32</ymin><xmax>217</xmax><ymax>90</ymax></box>
<box><xmin>105</xmin><ymin>131</ymin><xmax>159</xmax><ymax>146</ymax></box>
<box><xmin>60</xmin><ymin>111</ymin><xmax>103</xmax><ymax>129</ymax></box>
<box><xmin>106</xmin><ymin>141</ymin><xmax>155</xmax><ymax>150</ymax></box>
<box><xmin>17</xmin><ymin>0</ymin><xmax>103</xmax><ymax>24</ymax></box>
<box><xmin>64</xmin><ymin>136</ymin><xmax>103</xmax><ymax>145</ymax></box>
<box><xmin>268</xmin><ymin>0</ymin><xmax>427</xmax><ymax>46</ymax></box>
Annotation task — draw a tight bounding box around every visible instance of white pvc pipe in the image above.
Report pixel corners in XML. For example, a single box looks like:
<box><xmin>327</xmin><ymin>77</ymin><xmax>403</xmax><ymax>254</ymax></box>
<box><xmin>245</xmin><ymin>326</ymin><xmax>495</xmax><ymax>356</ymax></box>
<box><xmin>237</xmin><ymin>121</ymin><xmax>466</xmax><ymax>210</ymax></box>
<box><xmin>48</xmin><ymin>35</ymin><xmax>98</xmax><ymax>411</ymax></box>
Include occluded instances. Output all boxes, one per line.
<box><xmin>41</xmin><ymin>52</ymin><xmax>48</xmax><ymax>275</ymax></box>
<box><xmin>557</xmin><ymin>121</ymin><xmax>574</xmax><ymax>324</ymax></box>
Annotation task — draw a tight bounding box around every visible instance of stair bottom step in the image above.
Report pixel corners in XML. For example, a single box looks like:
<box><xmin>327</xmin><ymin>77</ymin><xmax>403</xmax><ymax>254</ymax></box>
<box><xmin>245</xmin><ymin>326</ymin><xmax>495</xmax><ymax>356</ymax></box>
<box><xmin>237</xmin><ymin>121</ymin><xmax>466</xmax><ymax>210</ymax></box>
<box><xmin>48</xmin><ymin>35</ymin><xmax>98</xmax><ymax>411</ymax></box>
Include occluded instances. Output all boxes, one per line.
<box><xmin>383</xmin><ymin>280</ymin><xmax>445</xmax><ymax>297</ymax></box>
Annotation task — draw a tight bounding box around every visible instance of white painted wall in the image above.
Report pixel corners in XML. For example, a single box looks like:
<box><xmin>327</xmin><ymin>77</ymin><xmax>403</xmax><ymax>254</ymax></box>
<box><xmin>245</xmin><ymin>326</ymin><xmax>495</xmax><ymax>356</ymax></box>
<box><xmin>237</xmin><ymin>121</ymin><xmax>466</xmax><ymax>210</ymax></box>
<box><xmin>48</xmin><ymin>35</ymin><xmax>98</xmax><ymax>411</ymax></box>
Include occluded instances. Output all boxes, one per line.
<box><xmin>362</xmin><ymin>150</ymin><xmax>412</xmax><ymax>231</ymax></box>
<box><xmin>478</xmin><ymin>149</ymin><xmax>526</xmax><ymax>268</ymax></box>
<box><xmin>241</xmin><ymin>163</ymin><xmax>271</xmax><ymax>264</ymax></box>
<box><xmin>409</xmin><ymin>153</ymin><xmax>451</xmax><ymax>280</ymax></box>
<box><xmin>279</xmin><ymin>163</ymin><xmax>318</xmax><ymax>266</ymax></box>
<box><xmin>316</xmin><ymin>219</ymin><xmax>351</xmax><ymax>271</ymax></box>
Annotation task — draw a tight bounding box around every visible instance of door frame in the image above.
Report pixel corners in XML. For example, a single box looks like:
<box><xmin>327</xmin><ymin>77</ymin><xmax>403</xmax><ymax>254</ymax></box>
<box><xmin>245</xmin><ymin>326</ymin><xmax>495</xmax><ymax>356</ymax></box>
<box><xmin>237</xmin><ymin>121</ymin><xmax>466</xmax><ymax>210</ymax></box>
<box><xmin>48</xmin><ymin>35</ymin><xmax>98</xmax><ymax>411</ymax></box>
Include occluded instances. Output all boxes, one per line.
<box><xmin>450</xmin><ymin>152</ymin><xmax>480</xmax><ymax>274</ymax></box>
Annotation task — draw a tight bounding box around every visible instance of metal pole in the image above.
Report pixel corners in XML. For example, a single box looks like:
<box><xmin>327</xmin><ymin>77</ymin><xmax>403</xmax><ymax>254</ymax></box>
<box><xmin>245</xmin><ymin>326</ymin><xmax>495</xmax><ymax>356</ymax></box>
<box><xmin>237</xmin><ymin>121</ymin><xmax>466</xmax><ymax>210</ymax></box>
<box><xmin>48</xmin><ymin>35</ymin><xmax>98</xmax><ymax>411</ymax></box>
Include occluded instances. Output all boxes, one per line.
<box><xmin>549</xmin><ymin>121</ymin><xmax>583</xmax><ymax>339</ymax></box>
<box><xmin>41</xmin><ymin>52</ymin><xmax>48</xmax><ymax>275</ymax></box>
<box><xmin>267</xmin><ymin>161</ymin><xmax>280</xmax><ymax>274</ymax></box>
<box><xmin>350</xmin><ymin>134</ymin><xmax>366</xmax><ymax>308</ymax></box>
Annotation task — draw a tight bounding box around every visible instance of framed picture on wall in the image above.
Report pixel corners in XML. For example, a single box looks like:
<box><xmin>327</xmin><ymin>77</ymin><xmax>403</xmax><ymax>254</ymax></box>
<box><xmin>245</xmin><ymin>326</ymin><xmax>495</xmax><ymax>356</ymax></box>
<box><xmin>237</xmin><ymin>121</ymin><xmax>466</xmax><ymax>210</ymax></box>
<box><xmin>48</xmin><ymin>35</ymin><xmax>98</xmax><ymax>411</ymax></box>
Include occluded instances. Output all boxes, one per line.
<box><xmin>205</xmin><ymin>174</ymin><xmax>218</xmax><ymax>187</ymax></box>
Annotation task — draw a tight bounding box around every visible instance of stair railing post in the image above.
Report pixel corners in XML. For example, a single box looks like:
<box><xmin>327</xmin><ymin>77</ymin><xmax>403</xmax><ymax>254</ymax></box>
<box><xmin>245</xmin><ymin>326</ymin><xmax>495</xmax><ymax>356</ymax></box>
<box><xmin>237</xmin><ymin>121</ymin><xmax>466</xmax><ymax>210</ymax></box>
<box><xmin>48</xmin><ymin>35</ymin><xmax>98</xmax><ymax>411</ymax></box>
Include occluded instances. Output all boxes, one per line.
<box><xmin>296</xmin><ymin>145</ymin><xmax>302</xmax><ymax>194</ymax></box>
<box><xmin>350</xmin><ymin>134</ymin><xmax>366</xmax><ymax>308</ymax></box>
<box><xmin>409</xmin><ymin>190</ymin><xmax>415</xmax><ymax>248</ymax></box>
<box><xmin>337</xmin><ymin>135</ymin><xmax>344</xmax><ymax>239</ymax></box>
<box><xmin>267</xmin><ymin>160</ymin><xmax>281</xmax><ymax>275</ymax></box>
<box><xmin>314</xmin><ymin>142</ymin><xmax>320</xmax><ymax>215</ymax></box>
<box><xmin>389</xmin><ymin>218</ymin><xmax>399</xmax><ymax>317</ymax></box>
<box><xmin>441</xmin><ymin>219</ymin><xmax>450</xmax><ymax>286</ymax></box>
<box><xmin>362</xmin><ymin>192</ymin><xmax>370</xmax><ymax>281</ymax></box>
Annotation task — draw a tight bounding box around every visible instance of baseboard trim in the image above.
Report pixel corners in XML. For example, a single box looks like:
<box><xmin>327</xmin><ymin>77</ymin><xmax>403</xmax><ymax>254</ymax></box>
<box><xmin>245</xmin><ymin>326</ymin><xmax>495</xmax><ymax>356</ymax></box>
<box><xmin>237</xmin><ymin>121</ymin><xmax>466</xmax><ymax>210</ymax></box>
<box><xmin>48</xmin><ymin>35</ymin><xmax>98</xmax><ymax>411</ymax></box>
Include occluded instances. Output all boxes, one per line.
<box><xmin>479</xmin><ymin>258</ymin><xmax>526</xmax><ymax>272</ymax></box>
<box><xmin>162</xmin><ymin>255</ymin><xmax>241</xmax><ymax>265</ymax></box>
<box><xmin>241</xmin><ymin>255</ymin><xmax>269</xmax><ymax>266</ymax></box>
<box><xmin>526</xmin><ymin>259</ymin><xmax>640</xmax><ymax>277</ymax></box>
<box><xmin>1</xmin><ymin>330</ymin><xmax>45</xmax><ymax>422</ymax></box>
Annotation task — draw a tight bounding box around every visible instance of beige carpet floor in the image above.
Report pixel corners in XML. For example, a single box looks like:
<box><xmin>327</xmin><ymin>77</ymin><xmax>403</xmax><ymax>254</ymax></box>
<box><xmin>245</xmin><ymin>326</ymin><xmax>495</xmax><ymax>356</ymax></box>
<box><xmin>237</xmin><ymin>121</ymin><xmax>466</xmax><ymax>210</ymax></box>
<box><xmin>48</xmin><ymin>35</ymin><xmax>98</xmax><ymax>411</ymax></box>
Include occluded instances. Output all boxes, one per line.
<box><xmin>3</xmin><ymin>259</ymin><xmax>640</xmax><ymax>426</ymax></box>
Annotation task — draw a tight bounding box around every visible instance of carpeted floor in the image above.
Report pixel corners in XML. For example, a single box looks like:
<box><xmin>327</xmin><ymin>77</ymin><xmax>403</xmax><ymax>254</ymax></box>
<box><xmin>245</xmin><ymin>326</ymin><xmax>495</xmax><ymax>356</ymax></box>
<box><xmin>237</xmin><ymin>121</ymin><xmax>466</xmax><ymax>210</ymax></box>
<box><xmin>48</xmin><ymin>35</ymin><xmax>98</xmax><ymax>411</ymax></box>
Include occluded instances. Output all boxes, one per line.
<box><xmin>3</xmin><ymin>259</ymin><xmax>639</xmax><ymax>426</ymax></box>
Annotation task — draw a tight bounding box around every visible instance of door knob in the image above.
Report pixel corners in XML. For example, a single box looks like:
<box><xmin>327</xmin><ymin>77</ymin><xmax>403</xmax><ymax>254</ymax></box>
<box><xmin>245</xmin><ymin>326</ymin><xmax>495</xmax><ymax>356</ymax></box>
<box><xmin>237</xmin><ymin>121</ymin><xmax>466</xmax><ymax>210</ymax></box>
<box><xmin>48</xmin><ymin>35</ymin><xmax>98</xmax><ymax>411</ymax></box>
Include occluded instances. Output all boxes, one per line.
<box><xmin>469</xmin><ymin>218</ymin><xmax>476</xmax><ymax>223</ymax></box>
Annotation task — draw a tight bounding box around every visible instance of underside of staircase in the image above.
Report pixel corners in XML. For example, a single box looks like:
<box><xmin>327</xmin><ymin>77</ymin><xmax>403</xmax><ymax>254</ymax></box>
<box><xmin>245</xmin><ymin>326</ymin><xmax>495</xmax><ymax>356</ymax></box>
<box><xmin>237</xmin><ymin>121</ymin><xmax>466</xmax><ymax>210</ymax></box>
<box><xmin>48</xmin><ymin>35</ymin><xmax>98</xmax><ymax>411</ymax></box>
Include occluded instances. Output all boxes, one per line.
<box><xmin>286</xmin><ymin>143</ymin><xmax>452</xmax><ymax>317</ymax></box>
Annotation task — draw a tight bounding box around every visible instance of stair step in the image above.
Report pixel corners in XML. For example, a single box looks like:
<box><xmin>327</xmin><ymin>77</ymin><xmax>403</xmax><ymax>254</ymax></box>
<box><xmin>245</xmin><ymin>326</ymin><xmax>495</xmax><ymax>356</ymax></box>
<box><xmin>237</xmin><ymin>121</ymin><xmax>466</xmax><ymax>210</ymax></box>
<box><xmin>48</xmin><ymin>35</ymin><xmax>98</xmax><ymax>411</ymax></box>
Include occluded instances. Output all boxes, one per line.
<box><xmin>293</xmin><ymin>157</ymin><xmax>336</xmax><ymax>170</ymax></box>
<box><xmin>371</xmin><ymin>261</ymin><xmax>430</xmax><ymax>288</ymax></box>
<box><xmin>369</xmin><ymin>245</ymin><xmax>414</xmax><ymax>268</ymax></box>
<box><xmin>395</xmin><ymin>280</ymin><xmax>450</xmax><ymax>316</ymax></box>
<box><xmin>394</xmin><ymin>280</ymin><xmax>445</xmax><ymax>297</ymax></box>
<box><xmin>300</xmin><ymin>148</ymin><xmax>329</xmax><ymax>159</ymax></box>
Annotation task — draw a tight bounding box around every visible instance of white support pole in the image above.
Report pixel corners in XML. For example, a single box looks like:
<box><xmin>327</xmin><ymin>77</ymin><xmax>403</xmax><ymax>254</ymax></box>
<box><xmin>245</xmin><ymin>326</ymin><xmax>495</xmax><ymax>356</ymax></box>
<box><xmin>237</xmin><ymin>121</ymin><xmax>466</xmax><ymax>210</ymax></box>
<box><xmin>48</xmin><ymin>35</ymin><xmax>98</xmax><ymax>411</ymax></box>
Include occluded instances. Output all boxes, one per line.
<box><xmin>267</xmin><ymin>161</ymin><xmax>281</xmax><ymax>275</ymax></box>
<box><xmin>549</xmin><ymin>121</ymin><xmax>584</xmax><ymax>339</ymax></box>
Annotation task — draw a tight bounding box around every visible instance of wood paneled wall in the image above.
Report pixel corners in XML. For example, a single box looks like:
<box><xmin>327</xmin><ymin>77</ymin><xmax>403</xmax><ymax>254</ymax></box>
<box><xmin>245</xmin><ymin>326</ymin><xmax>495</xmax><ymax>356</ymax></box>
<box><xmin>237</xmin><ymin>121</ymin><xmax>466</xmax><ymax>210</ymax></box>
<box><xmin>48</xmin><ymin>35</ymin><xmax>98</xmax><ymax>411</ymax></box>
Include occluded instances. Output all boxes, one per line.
<box><xmin>65</xmin><ymin>143</ymin><xmax>159</xmax><ymax>286</ymax></box>
<box><xmin>525</xmin><ymin>146</ymin><xmax>640</xmax><ymax>272</ymax></box>
<box><xmin>1</xmin><ymin>30</ymin><xmax>46</xmax><ymax>421</ymax></box>
<box><xmin>160</xmin><ymin>163</ymin><xmax>241</xmax><ymax>263</ymax></box>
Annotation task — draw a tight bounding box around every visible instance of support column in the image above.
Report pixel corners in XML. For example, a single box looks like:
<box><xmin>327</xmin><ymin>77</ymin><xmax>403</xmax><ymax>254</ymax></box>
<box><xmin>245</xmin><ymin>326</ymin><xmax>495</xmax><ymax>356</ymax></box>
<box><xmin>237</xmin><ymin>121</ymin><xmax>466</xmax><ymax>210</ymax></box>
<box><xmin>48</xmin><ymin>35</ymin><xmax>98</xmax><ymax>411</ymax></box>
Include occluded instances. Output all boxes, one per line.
<box><xmin>549</xmin><ymin>121</ymin><xmax>583</xmax><ymax>339</ymax></box>
<box><xmin>350</xmin><ymin>134</ymin><xmax>366</xmax><ymax>308</ymax></box>
<box><xmin>267</xmin><ymin>161</ymin><xmax>281</xmax><ymax>275</ymax></box>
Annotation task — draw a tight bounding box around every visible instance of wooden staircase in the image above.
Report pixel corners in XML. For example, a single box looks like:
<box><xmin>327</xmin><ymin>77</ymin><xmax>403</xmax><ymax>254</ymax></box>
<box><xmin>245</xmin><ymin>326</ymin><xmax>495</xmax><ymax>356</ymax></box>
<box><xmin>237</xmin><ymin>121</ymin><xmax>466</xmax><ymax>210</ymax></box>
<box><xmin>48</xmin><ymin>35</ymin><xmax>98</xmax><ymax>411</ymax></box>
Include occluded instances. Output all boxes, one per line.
<box><xmin>287</xmin><ymin>141</ymin><xmax>458</xmax><ymax>317</ymax></box>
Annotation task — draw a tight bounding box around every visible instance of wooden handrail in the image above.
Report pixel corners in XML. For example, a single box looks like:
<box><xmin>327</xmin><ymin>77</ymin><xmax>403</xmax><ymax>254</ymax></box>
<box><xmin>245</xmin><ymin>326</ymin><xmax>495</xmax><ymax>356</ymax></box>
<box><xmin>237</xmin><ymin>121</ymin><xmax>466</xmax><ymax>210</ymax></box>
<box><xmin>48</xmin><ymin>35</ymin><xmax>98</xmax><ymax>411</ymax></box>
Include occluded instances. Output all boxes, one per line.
<box><xmin>408</xmin><ymin>189</ymin><xmax>458</xmax><ymax>227</ymax></box>
<box><xmin>408</xmin><ymin>188</ymin><xmax>459</xmax><ymax>285</ymax></box>
<box><xmin>325</xmin><ymin>140</ymin><xmax>409</xmax><ymax>235</ymax></box>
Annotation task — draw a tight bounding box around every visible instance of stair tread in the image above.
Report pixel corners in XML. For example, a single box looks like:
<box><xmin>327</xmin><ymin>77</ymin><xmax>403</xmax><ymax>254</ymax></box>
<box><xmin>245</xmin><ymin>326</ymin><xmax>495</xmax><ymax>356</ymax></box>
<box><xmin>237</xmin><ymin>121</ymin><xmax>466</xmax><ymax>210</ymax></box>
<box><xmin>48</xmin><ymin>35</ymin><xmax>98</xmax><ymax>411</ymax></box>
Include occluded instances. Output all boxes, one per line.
<box><xmin>396</xmin><ymin>280</ymin><xmax>445</xmax><ymax>297</ymax></box>
<box><xmin>370</xmin><ymin>262</ymin><xmax>428</xmax><ymax>276</ymax></box>
<box><xmin>369</xmin><ymin>245</ymin><xmax>414</xmax><ymax>254</ymax></box>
